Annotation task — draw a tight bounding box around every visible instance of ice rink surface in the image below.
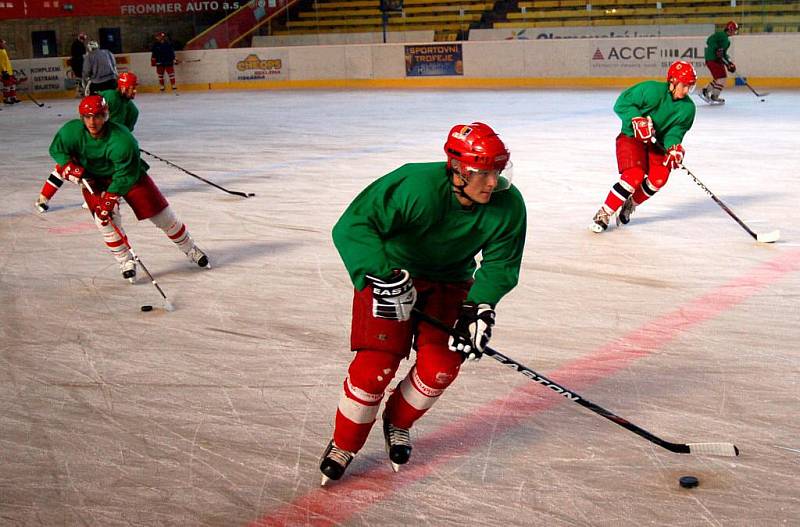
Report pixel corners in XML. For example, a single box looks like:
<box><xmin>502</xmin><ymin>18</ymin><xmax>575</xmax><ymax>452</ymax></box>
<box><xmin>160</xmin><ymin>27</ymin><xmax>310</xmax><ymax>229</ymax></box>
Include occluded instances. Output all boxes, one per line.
<box><xmin>1</xmin><ymin>87</ymin><xmax>799</xmax><ymax>526</ymax></box>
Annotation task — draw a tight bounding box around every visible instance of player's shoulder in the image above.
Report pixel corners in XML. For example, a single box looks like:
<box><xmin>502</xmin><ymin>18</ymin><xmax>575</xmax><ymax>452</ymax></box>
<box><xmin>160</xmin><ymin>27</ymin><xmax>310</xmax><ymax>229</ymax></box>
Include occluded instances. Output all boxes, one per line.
<box><xmin>491</xmin><ymin>183</ymin><xmax>525</xmax><ymax>211</ymax></box>
<box><xmin>380</xmin><ymin>161</ymin><xmax>444</xmax><ymax>186</ymax></box>
<box><xmin>376</xmin><ymin>162</ymin><xmax>446</xmax><ymax>205</ymax></box>
<box><xmin>98</xmin><ymin>88</ymin><xmax>119</xmax><ymax>102</ymax></box>
<box><xmin>107</xmin><ymin>121</ymin><xmax>137</xmax><ymax>142</ymax></box>
<box><xmin>391</xmin><ymin>161</ymin><xmax>445</xmax><ymax>175</ymax></box>
<box><xmin>60</xmin><ymin>119</ymin><xmax>85</xmax><ymax>134</ymax></box>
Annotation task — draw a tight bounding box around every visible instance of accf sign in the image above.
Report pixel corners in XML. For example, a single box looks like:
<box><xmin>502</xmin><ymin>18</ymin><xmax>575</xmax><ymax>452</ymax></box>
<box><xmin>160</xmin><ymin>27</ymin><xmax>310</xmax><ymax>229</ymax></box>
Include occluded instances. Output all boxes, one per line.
<box><xmin>606</xmin><ymin>46</ymin><xmax>658</xmax><ymax>60</ymax></box>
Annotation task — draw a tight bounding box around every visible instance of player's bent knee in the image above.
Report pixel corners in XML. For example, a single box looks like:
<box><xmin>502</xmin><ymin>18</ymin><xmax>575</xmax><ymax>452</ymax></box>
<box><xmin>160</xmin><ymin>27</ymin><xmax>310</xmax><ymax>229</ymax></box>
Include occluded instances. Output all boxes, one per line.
<box><xmin>415</xmin><ymin>347</ymin><xmax>462</xmax><ymax>389</ymax></box>
<box><xmin>621</xmin><ymin>167</ymin><xmax>645</xmax><ymax>189</ymax></box>
<box><xmin>347</xmin><ymin>350</ymin><xmax>401</xmax><ymax>394</ymax></box>
<box><xmin>648</xmin><ymin>165</ymin><xmax>670</xmax><ymax>189</ymax></box>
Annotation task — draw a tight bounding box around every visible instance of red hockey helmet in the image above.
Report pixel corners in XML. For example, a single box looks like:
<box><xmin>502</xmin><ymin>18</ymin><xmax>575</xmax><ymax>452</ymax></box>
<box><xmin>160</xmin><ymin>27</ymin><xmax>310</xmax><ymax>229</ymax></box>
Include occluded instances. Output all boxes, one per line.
<box><xmin>78</xmin><ymin>32</ymin><xmax>88</xmax><ymax>41</ymax></box>
<box><xmin>445</xmin><ymin>122</ymin><xmax>510</xmax><ymax>171</ymax></box>
<box><xmin>118</xmin><ymin>71</ymin><xmax>139</xmax><ymax>89</ymax></box>
<box><xmin>445</xmin><ymin>122</ymin><xmax>512</xmax><ymax>191</ymax></box>
<box><xmin>725</xmin><ymin>20</ymin><xmax>739</xmax><ymax>34</ymax></box>
<box><xmin>155</xmin><ymin>31</ymin><xmax>166</xmax><ymax>40</ymax></box>
<box><xmin>667</xmin><ymin>60</ymin><xmax>697</xmax><ymax>86</ymax></box>
<box><xmin>79</xmin><ymin>95</ymin><xmax>109</xmax><ymax>117</ymax></box>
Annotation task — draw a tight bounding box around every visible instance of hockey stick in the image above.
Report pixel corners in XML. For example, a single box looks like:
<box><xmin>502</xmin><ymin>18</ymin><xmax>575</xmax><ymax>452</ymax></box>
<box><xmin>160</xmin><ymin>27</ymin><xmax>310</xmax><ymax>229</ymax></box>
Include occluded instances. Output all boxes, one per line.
<box><xmin>413</xmin><ymin>308</ymin><xmax>739</xmax><ymax>457</ymax></box>
<box><xmin>26</xmin><ymin>92</ymin><xmax>45</xmax><ymax>107</ymax></box>
<box><xmin>741</xmin><ymin>79</ymin><xmax>769</xmax><ymax>98</ymax></box>
<box><xmin>722</xmin><ymin>59</ymin><xmax>769</xmax><ymax>98</ymax></box>
<box><xmin>82</xmin><ymin>180</ymin><xmax>175</xmax><ymax>311</ymax></box>
<box><xmin>139</xmin><ymin>149</ymin><xmax>255</xmax><ymax>198</ymax></box>
<box><xmin>684</xmin><ymin>167</ymin><xmax>780</xmax><ymax>243</ymax></box>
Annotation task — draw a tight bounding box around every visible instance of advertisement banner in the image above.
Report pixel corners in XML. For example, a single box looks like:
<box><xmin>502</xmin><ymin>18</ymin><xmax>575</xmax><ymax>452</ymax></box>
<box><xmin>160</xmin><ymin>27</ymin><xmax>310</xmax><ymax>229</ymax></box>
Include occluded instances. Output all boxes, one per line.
<box><xmin>229</xmin><ymin>52</ymin><xmax>287</xmax><ymax>81</ymax></box>
<box><xmin>405</xmin><ymin>44</ymin><xmax>463</xmax><ymax>77</ymax></box>
<box><xmin>0</xmin><ymin>0</ymin><xmax>241</xmax><ymax>20</ymax></box>
<box><xmin>470</xmin><ymin>24</ymin><xmax>714</xmax><ymax>41</ymax></box>
<box><xmin>13</xmin><ymin>58</ymin><xmax>68</xmax><ymax>93</ymax></box>
<box><xmin>120</xmin><ymin>1</ymin><xmax>244</xmax><ymax>15</ymax></box>
<box><xmin>588</xmin><ymin>39</ymin><xmax>707</xmax><ymax>76</ymax></box>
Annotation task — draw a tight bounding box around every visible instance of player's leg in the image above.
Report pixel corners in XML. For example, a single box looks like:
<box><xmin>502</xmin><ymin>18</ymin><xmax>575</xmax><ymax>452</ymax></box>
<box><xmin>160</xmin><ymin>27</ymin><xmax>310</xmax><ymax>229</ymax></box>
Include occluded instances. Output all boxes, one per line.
<box><xmin>156</xmin><ymin>65</ymin><xmax>166</xmax><ymax>91</ymax></box>
<box><xmin>165</xmin><ymin>65</ymin><xmax>177</xmax><ymax>93</ymax></box>
<box><xmin>382</xmin><ymin>282</ymin><xmax>468</xmax><ymax>469</ymax></box>
<box><xmin>124</xmin><ymin>174</ymin><xmax>210</xmax><ymax>268</ymax></box>
<box><xmin>320</xmin><ymin>286</ymin><xmax>414</xmax><ymax>483</ymax></box>
<box><xmin>630</xmin><ymin>150</ymin><xmax>671</xmax><ymax>205</ymax></box>
<box><xmin>84</xmin><ymin>186</ymin><xmax>135</xmax><ymax>281</ymax></box>
<box><xmin>591</xmin><ymin>134</ymin><xmax>646</xmax><ymax>232</ymax></box>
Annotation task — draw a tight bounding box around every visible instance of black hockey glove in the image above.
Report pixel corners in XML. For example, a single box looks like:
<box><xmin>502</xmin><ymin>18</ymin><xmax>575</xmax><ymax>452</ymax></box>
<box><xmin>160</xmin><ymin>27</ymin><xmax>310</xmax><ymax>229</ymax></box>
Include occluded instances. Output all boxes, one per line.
<box><xmin>365</xmin><ymin>269</ymin><xmax>417</xmax><ymax>321</ymax></box>
<box><xmin>448</xmin><ymin>302</ymin><xmax>495</xmax><ymax>361</ymax></box>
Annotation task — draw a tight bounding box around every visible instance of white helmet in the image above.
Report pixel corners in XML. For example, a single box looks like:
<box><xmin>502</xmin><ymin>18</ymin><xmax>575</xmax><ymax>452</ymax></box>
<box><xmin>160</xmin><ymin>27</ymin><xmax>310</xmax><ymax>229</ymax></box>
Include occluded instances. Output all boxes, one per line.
<box><xmin>87</xmin><ymin>40</ymin><xmax>99</xmax><ymax>51</ymax></box>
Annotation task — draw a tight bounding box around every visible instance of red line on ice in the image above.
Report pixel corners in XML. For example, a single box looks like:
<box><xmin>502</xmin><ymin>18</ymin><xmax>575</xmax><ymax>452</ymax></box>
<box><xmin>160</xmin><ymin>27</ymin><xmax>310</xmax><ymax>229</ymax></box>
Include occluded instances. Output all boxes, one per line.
<box><xmin>248</xmin><ymin>248</ymin><xmax>800</xmax><ymax>527</ymax></box>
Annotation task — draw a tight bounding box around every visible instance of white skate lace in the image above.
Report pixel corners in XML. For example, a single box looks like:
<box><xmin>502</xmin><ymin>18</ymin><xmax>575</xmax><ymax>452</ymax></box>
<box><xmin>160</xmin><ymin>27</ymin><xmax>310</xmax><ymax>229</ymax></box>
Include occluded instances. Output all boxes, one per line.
<box><xmin>186</xmin><ymin>245</ymin><xmax>205</xmax><ymax>263</ymax></box>
<box><xmin>326</xmin><ymin>444</ymin><xmax>354</xmax><ymax>467</ymax></box>
<box><xmin>386</xmin><ymin>423</ymin><xmax>411</xmax><ymax>448</ymax></box>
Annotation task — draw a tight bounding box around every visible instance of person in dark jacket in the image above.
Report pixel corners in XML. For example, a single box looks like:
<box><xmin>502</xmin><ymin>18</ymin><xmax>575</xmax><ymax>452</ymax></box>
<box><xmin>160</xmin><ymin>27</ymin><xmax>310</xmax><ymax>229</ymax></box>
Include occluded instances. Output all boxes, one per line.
<box><xmin>151</xmin><ymin>32</ymin><xmax>179</xmax><ymax>95</ymax></box>
<box><xmin>70</xmin><ymin>32</ymin><xmax>87</xmax><ymax>98</ymax></box>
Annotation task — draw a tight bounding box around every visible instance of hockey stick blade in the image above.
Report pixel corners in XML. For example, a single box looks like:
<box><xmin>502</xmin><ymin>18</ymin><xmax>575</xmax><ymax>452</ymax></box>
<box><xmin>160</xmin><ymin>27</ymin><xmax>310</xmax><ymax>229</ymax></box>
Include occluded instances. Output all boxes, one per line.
<box><xmin>26</xmin><ymin>92</ymin><xmax>45</xmax><ymax>107</ymax></box>
<box><xmin>756</xmin><ymin>229</ymin><xmax>780</xmax><ymax>243</ymax></box>
<box><xmin>412</xmin><ymin>309</ymin><xmax>740</xmax><ymax>458</ymax></box>
<box><xmin>687</xmin><ymin>442</ymin><xmax>739</xmax><ymax>457</ymax></box>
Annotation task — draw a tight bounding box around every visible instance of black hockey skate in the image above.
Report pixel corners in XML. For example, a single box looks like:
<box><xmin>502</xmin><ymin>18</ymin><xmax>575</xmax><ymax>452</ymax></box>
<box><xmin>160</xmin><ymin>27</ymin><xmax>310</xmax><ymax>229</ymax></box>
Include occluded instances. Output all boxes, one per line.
<box><xmin>319</xmin><ymin>440</ymin><xmax>355</xmax><ymax>486</ymax></box>
<box><xmin>617</xmin><ymin>197</ymin><xmax>636</xmax><ymax>226</ymax></box>
<box><xmin>383</xmin><ymin>417</ymin><xmax>412</xmax><ymax>472</ymax></box>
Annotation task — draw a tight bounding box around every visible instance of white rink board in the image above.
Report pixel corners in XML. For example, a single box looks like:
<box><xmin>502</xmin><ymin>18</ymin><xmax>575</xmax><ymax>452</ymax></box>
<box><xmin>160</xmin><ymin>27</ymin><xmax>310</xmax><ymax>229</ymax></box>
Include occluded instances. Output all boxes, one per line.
<box><xmin>11</xmin><ymin>34</ymin><xmax>800</xmax><ymax>94</ymax></box>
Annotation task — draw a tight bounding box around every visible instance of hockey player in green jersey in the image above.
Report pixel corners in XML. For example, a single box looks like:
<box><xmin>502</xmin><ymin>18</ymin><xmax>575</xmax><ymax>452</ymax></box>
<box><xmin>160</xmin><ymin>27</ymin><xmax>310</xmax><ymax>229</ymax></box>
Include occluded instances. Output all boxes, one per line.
<box><xmin>319</xmin><ymin>122</ymin><xmax>527</xmax><ymax>485</ymax></box>
<box><xmin>37</xmin><ymin>72</ymin><xmax>140</xmax><ymax>212</ymax></box>
<box><xmin>590</xmin><ymin>60</ymin><xmax>697</xmax><ymax>233</ymax></box>
<box><xmin>42</xmin><ymin>95</ymin><xmax>209</xmax><ymax>282</ymax></box>
<box><xmin>700</xmin><ymin>20</ymin><xmax>738</xmax><ymax>104</ymax></box>
<box><xmin>100</xmin><ymin>71</ymin><xmax>139</xmax><ymax>132</ymax></box>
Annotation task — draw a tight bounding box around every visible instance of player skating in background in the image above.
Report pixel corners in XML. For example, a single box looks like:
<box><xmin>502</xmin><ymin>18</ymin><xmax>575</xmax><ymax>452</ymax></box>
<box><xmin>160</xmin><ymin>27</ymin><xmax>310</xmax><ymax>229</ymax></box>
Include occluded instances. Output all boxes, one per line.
<box><xmin>319</xmin><ymin>122</ymin><xmax>527</xmax><ymax>485</ymax></box>
<box><xmin>0</xmin><ymin>38</ymin><xmax>19</xmax><ymax>105</ymax></box>
<box><xmin>151</xmin><ymin>32</ymin><xmax>179</xmax><ymax>95</ymax></box>
<box><xmin>37</xmin><ymin>72</ymin><xmax>141</xmax><ymax>212</ymax></box>
<box><xmin>41</xmin><ymin>95</ymin><xmax>209</xmax><ymax>282</ymax></box>
<box><xmin>590</xmin><ymin>60</ymin><xmax>697</xmax><ymax>232</ymax></box>
<box><xmin>699</xmin><ymin>20</ymin><xmax>738</xmax><ymax>105</ymax></box>
<box><xmin>100</xmin><ymin>71</ymin><xmax>140</xmax><ymax>131</ymax></box>
<box><xmin>82</xmin><ymin>40</ymin><xmax>118</xmax><ymax>95</ymax></box>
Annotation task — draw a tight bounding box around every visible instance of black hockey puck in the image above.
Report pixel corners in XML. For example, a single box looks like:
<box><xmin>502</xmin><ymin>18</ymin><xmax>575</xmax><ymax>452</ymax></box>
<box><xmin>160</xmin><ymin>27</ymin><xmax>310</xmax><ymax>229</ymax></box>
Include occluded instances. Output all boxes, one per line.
<box><xmin>679</xmin><ymin>476</ymin><xmax>699</xmax><ymax>488</ymax></box>
<box><xmin>141</xmin><ymin>305</ymin><xmax>153</xmax><ymax>312</ymax></box>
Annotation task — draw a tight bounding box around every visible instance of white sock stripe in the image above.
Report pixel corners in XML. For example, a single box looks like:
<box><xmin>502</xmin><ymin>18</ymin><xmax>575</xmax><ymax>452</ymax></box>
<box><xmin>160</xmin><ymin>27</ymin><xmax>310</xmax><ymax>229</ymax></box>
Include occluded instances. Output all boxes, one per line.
<box><xmin>337</xmin><ymin>393</ymin><xmax>382</xmax><ymax>424</ymax></box>
<box><xmin>345</xmin><ymin>377</ymin><xmax>383</xmax><ymax>403</ymax></box>
<box><xmin>398</xmin><ymin>366</ymin><xmax>442</xmax><ymax>411</ymax></box>
<box><xmin>412</xmin><ymin>366</ymin><xmax>443</xmax><ymax>398</ymax></box>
